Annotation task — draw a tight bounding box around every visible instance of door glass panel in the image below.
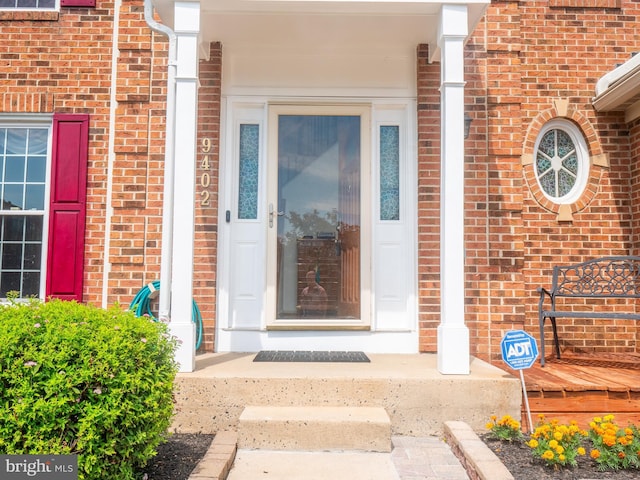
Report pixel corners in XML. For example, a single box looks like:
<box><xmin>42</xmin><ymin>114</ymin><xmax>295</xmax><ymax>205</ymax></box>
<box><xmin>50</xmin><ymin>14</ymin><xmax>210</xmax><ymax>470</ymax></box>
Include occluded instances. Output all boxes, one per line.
<box><xmin>276</xmin><ymin>115</ymin><xmax>360</xmax><ymax>320</ymax></box>
<box><xmin>380</xmin><ymin>125</ymin><xmax>400</xmax><ymax>221</ymax></box>
<box><xmin>237</xmin><ymin>124</ymin><xmax>260</xmax><ymax>220</ymax></box>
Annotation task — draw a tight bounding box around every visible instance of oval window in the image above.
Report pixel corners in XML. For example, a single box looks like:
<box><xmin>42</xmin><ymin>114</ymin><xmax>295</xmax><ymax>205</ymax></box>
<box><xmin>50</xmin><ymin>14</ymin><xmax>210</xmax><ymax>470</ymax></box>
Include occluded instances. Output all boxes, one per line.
<box><xmin>534</xmin><ymin>119</ymin><xmax>589</xmax><ymax>204</ymax></box>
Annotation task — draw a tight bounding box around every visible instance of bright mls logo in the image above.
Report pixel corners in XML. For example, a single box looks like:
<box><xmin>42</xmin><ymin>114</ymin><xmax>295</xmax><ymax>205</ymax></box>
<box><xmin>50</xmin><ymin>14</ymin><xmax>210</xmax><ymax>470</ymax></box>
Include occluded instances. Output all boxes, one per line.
<box><xmin>500</xmin><ymin>330</ymin><xmax>539</xmax><ymax>370</ymax></box>
<box><xmin>0</xmin><ymin>455</ymin><xmax>77</xmax><ymax>479</ymax></box>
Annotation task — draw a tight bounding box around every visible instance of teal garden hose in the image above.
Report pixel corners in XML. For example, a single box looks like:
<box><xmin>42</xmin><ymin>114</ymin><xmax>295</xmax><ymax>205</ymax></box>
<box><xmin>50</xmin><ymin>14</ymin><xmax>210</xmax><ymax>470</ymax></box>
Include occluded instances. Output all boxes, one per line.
<box><xmin>129</xmin><ymin>280</ymin><xmax>203</xmax><ymax>350</ymax></box>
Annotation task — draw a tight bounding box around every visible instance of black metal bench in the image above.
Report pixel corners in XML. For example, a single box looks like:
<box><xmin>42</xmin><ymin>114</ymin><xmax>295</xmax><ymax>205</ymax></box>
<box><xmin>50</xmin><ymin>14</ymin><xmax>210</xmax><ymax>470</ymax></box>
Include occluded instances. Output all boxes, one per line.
<box><xmin>537</xmin><ymin>256</ymin><xmax>640</xmax><ymax>366</ymax></box>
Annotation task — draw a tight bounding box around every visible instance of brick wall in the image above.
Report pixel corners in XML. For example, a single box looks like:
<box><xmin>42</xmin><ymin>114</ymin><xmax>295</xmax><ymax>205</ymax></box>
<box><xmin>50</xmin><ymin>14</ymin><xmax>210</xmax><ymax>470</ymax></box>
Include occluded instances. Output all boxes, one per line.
<box><xmin>631</xmin><ymin>118</ymin><xmax>640</xmax><ymax>255</ymax></box>
<box><xmin>194</xmin><ymin>42</ymin><xmax>222</xmax><ymax>352</ymax></box>
<box><xmin>0</xmin><ymin>3</ymin><xmax>116</xmax><ymax>303</ymax></box>
<box><xmin>0</xmin><ymin>0</ymin><xmax>223</xmax><ymax>352</ymax></box>
<box><xmin>105</xmin><ymin>0</ymin><xmax>175</xmax><ymax>319</ymax></box>
<box><xmin>468</xmin><ymin>0</ymin><xmax>526</xmax><ymax>361</ymax></box>
<box><xmin>462</xmin><ymin>0</ymin><xmax>640</xmax><ymax>362</ymax></box>
<box><xmin>416</xmin><ymin>45</ymin><xmax>442</xmax><ymax>353</ymax></box>
<box><xmin>0</xmin><ymin>0</ymin><xmax>176</xmax><ymax>319</ymax></box>
<box><xmin>5</xmin><ymin>0</ymin><xmax>640</xmax><ymax>359</ymax></box>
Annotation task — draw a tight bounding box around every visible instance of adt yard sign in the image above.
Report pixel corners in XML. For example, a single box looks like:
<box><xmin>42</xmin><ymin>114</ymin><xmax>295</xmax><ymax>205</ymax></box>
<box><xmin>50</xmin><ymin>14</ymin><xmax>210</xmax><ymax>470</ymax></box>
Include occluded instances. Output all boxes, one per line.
<box><xmin>501</xmin><ymin>330</ymin><xmax>539</xmax><ymax>370</ymax></box>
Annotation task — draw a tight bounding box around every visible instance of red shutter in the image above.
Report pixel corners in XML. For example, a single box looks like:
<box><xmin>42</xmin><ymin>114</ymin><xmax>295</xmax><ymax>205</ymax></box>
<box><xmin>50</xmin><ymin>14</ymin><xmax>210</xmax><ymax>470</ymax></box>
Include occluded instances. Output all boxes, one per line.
<box><xmin>46</xmin><ymin>114</ymin><xmax>89</xmax><ymax>302</ymax></box>
<box><xmin>60</xmin><ymin>0</ymin><xmax>96</xmax><ymax>7</ymax></box>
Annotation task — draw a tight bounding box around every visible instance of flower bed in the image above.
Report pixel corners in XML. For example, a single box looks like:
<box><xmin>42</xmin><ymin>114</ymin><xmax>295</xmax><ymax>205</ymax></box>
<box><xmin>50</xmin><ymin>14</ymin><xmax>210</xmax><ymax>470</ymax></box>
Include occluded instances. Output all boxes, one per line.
<box><xmin>484</xmin><ymin>414</ymin><xmax>640</xmax><ymax>479</ymax></box>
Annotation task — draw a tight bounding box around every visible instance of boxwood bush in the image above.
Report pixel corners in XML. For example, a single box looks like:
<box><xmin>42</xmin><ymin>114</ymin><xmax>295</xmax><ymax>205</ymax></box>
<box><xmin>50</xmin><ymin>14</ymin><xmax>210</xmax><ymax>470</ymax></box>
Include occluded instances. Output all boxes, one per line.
<box><xmin>0</xmin><ymin>298</ymin><xmax>179</xmax><ymax>479</ymax></box>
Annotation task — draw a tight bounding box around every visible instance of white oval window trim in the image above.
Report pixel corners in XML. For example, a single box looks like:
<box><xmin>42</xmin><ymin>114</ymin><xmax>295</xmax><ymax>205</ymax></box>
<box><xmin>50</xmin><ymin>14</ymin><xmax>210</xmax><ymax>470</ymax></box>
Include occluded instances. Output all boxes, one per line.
<box><xmin>533</xmin><ymin>119</ymin><xmax>590</xmax><ymax>205</ymax></box>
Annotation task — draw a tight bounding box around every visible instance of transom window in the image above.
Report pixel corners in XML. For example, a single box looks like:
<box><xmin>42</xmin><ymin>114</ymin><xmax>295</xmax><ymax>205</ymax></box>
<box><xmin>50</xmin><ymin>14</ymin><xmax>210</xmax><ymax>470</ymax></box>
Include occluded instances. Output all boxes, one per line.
<box><xmin>534</xmin><ymin>119</ymin><xmax>589</xmax><ymax>204</ymax></box>
<box><xmin>0</xmin><ymin>126</ymin><xmax>49</xmax><ymax>297</ymax></box>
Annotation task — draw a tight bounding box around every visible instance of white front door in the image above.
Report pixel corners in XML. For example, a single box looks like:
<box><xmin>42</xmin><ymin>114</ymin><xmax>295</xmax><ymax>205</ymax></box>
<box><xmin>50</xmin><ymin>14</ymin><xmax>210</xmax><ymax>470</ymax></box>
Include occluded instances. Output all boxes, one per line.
<box><xmin>217</xmin><ymin>99</ymin><xmax>417</xmax><ymax>353</ymax></box>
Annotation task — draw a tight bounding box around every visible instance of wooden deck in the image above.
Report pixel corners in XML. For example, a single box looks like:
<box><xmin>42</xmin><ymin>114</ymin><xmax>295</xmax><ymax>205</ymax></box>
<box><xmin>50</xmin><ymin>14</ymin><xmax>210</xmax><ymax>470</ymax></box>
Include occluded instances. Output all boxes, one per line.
<box><xmin>516</xmin><ymin>352</ymin><xmax>640</xmax><ymax>432</ymax></box>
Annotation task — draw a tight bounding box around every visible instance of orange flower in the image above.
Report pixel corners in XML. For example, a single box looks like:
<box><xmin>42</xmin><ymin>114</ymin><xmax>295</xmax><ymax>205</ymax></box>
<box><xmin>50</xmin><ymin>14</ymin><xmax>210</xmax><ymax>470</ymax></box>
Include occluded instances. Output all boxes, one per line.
<box><xmin>590</xmin><ymin>449</ymin><xmax>601</xmax><ymax>459</ymax></box>
<box><xmin>618</xmin><ymin>452</ymin><xmax>626</xmax><ymax>459</ymax></box>
<box><xmin>542</xmin><ymin>450</ymin><xmax>555</xmax><ymax>460</ymax></box>
<box><xmin>603</xmin><ymin>435</ymin><xmax>617</xmax><ymax>447</ymax></box>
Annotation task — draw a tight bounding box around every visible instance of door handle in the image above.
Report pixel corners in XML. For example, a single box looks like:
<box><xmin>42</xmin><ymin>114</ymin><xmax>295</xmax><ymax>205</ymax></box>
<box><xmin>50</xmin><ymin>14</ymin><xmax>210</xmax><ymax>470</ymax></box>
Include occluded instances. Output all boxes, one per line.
<box><xmin>269</xmin><ymin>204</ymin><xmax>285</xmax><ymax>227</ymax></box>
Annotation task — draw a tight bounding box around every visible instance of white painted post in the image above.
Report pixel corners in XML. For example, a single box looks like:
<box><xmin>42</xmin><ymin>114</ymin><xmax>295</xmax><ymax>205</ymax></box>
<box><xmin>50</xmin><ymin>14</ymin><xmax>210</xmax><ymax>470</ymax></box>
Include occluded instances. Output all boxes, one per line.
<box><xmin>437</xmin><ymin>4</ymin><xmax>470</xmax><ymax>375</ymax></box>
<box><xmin>170</xmin><ymin>2</ymin><xmax>200</xmax><ymax>372</ymax></box>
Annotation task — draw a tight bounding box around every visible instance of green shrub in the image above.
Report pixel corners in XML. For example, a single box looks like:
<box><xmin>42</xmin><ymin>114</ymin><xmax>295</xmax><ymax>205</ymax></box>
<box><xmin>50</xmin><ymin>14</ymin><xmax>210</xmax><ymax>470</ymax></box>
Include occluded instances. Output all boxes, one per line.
<box><xmin>0</xmin><ymin>298</ymin><xmax>178</xmax><ymax>479</ymax></box>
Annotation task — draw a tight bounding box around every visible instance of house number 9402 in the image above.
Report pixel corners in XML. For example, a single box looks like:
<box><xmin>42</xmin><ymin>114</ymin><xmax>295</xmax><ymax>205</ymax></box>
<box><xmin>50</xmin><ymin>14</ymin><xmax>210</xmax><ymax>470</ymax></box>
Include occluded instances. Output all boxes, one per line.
<box><xmin>200</xmin><ymin>138</ymin><xmax>211</xmax><ymax>206</ymax></box>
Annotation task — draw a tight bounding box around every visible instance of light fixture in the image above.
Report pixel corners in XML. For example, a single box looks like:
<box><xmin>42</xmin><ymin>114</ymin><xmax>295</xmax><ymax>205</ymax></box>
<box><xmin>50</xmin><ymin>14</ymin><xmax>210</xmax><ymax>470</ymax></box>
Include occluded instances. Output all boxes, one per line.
<box><xmin>464</xmin><ymin>113</ymin><xmax>473</xmax><ymax>139</ymax></box>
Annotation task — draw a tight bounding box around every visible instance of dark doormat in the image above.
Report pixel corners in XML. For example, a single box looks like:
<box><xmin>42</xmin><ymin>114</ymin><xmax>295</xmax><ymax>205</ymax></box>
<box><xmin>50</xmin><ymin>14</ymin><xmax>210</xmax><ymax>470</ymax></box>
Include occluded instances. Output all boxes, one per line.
<box><xmin>253</xmin><ymin>350</ymin><xmax>370</xmax><ymax>363</ymax></box>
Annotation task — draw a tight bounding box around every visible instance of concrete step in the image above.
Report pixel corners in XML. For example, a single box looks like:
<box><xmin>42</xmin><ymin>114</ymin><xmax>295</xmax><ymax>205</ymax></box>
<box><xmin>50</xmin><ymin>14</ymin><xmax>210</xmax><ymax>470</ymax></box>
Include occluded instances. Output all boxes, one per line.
<box><xmin>237</xmin><ymin>406</ymin><xmax>392</xmax><ymax>452</ymax></box>
<box><xmin>172</xmin><ymin>353</ymin><xmax>523</xmax><ymax>437</ymax></box>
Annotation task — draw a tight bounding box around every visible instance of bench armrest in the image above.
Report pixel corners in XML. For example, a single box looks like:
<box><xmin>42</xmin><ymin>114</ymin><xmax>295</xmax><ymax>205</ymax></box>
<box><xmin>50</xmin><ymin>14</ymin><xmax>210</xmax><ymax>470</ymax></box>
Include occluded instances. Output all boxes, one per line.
<box><xmin>537</xmin><ymin>286</ymin><xmax>552</xmax><ymax>296</ymax></box>
<box><xmin>537</xmin><ymin>286</ymin><xmax>552</xmax><ymax>309</ymax></box>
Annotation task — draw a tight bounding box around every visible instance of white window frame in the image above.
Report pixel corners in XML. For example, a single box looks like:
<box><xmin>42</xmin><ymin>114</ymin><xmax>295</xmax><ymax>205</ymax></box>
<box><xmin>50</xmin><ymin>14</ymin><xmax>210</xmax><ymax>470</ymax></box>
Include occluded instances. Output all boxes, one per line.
<box><xmin>0</xmin><ymin>0</ymin><xmax>58</xmax><ymax>10</ymax></box>
<box><xmin>534</xmin><ymin>118</ymin><xmax>590</xmax><ymax>205</ymax></box>
<box><xmin>0</xmin><ymin>114</ymin><xmax>52</xmax><ymax>300</ymax></box>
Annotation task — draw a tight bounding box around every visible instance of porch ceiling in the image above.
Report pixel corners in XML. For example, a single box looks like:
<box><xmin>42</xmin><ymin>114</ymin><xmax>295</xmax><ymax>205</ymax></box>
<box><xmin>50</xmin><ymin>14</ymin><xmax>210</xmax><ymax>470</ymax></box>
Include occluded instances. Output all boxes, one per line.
<box><xmin>152</xmin><ymin>0</ymin><xmax>489</xmax><ymax>60</ymax></box>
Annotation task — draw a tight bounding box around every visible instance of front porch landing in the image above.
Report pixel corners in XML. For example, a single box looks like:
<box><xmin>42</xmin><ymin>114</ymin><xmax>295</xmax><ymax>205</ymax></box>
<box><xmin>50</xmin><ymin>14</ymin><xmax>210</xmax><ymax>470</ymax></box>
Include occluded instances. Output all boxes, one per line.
<box><xmin>172</xmin><ymin>353</ymin><xmax>521</xmax><ymax>436</ymax></box>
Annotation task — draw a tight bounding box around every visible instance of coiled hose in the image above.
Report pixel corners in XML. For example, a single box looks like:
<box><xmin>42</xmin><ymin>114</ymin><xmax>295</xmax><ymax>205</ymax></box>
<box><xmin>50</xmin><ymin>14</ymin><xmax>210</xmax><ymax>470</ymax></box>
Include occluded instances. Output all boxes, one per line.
<box><xmin>129</xmin><ymin>280</ymin><xmax>203</xmax><ymax>350</ymax></box>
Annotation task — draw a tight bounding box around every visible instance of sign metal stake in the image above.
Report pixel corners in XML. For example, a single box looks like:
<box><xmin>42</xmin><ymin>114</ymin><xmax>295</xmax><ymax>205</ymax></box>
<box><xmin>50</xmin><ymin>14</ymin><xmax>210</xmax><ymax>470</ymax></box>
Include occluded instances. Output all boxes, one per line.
<box><xmin>520</xmin><ymin>369</ymin><xmax>533</xmax><ymax>433</ymax></box>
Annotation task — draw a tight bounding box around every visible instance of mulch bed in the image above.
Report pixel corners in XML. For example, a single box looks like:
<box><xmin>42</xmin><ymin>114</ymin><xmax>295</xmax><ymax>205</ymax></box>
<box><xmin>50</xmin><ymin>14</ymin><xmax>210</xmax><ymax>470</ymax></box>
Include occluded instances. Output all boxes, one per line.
<box><xmin>482</xmin><ymin>434</ymin><xmax>639</xmax><ymax>480</ymax></box>
<box><xmin>141</xmin><ymin>433</ymin><xmax>214</xmax><ymax>480</ymax></box>
<box><xmin>140</xmin><ymin>432</ymin><xmax>640</xmax><ymax>479</ymax></box>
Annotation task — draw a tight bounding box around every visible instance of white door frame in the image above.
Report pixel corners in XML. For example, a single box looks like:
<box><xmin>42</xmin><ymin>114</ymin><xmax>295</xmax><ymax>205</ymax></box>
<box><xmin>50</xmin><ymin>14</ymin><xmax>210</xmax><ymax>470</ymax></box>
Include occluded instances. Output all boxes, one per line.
<box><xmin>216</xmin><ymin>96</ymin><xmax>418</xmax><ymax>353</ymax></box>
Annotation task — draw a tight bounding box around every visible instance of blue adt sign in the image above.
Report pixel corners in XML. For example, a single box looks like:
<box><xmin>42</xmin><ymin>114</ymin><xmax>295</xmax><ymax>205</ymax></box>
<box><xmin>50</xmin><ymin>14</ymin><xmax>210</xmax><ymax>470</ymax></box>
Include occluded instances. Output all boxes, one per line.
<box><xmin>501</xmin><ymin>330</ymin><xmax>538</xmax><ymax>370</ymax></box>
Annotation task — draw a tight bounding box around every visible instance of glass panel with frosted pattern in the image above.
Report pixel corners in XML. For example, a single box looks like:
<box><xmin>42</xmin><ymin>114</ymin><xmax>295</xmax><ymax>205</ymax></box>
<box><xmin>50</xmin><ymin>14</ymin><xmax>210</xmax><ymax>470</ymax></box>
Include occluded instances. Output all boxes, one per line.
<box><xmin>535</xmin><ymin>128</ymin><xmax>577</xmax><ymax>199</ymax></box>
<box><xmin>379</xmin><ymin>126</ymin><xmax>400</xmax><ymax>221</ymax></box>
<box><xmin>237</xmin><ymin>124</ymin><xmax>260</xmax><ymax>220</ymax></box>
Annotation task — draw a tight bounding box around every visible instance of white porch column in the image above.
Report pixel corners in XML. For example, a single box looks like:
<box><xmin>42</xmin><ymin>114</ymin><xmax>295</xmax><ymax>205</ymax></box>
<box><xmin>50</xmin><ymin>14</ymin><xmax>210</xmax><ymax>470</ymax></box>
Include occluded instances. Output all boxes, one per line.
<box><xmin>170</xmin><ymin>2</ymin><xmax>200</xmax><ymax>372</ymax></box>
<box><xmin>437</xmin><ymin>4</ymin><xmax>470</xmax><ymax>374</ymax></box>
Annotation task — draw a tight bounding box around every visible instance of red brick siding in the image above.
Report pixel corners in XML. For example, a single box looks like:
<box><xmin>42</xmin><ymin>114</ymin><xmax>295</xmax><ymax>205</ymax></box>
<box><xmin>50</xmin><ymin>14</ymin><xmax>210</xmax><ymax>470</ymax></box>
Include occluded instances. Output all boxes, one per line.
<box><xmin>1</xmin><ymin>4</ymin><xmax>115</xmax><ymax>304</ymax></box>
<box><xmin>194</xmin><ymin>42</ymin><xmax>222</xmax><ymax>352</ymax></box>
<box><xmin>464</xmin><ymin>0</ymin><xmax>640</xmax><ymax>362</ymax></box>
<box><xmin>416</xmin><ymin>45</ymin><xmax>442</xmax><ymax>353</ymax></box>
<box><xmin>0</xmin><ymin>0</ymin><xmax>174</xmax><ymax>316</ymax></box>
<box><xmin>631</xmin><ymin>118</ymin><xmax>640</xmax><ymax>255</ymax></box>
<box><xmin>107</xmin><ymin>0</ymin><xmax>167</xmax><ymax>304</ymax></box>
<box><xmin>5</xmin><ymin>0</ymin><xmax>640</xmax><ymax>359</ymax></box>
<box><xmin>631</xmin><ymin>118</ymin><xmax>640</xmax><ymax>351</ymax></box>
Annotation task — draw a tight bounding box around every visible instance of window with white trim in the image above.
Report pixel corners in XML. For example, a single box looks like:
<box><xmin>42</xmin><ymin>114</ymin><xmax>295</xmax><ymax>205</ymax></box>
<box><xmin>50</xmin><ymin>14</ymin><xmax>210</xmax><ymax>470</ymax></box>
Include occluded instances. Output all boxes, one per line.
<box><xmin>0</xmin><ymin>0</ymin><xmax>55</xmax><ymax>8</ymax></box>
<box><xmin>0</xmin><ymin>124</ymin><xmax>49</xmax><ymax>298</ymax></box>
<box><xmin>0</xmin><ymin>0</ymin><xmax>95</xmax><ymax>10</ymax></box>
<box><xmin>534</xmin><ymin>119</ymin><xmax>589</xmax><ymax>204</ymax></box>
